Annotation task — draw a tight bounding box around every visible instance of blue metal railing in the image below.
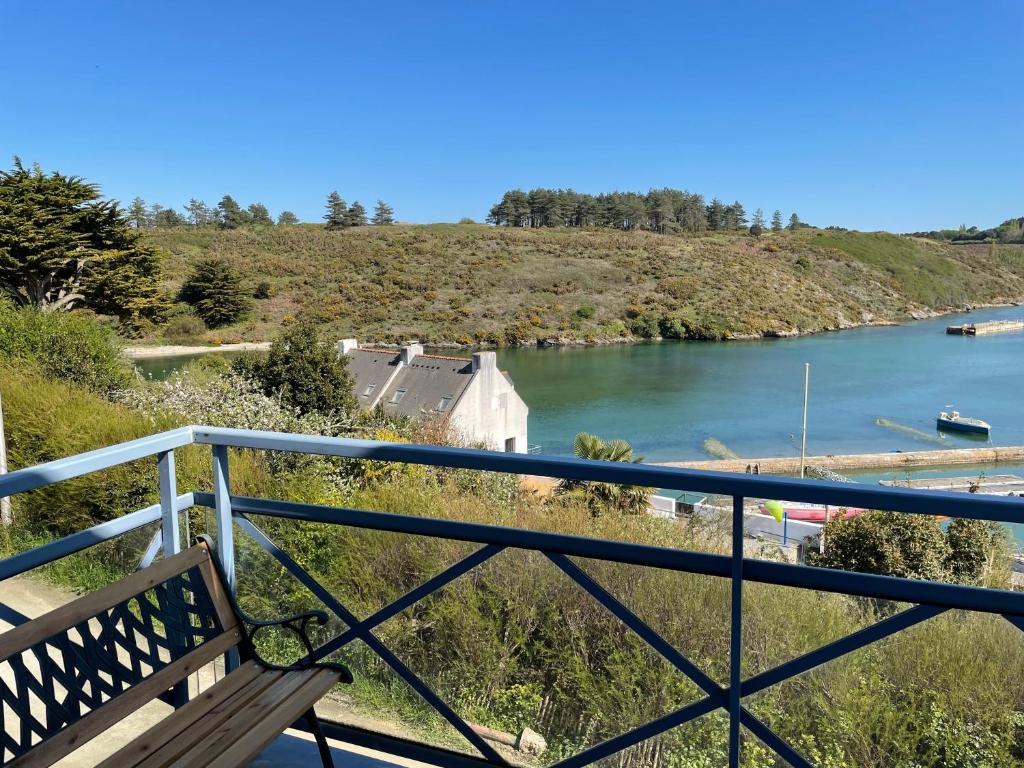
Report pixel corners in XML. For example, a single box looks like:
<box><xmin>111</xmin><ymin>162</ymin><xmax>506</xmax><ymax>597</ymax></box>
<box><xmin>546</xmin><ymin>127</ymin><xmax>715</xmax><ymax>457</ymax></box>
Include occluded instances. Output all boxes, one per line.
<box><xmin>2</xmin><ymin>425</ymin><xmax>1024</xmax><ymax>768</ymax></box>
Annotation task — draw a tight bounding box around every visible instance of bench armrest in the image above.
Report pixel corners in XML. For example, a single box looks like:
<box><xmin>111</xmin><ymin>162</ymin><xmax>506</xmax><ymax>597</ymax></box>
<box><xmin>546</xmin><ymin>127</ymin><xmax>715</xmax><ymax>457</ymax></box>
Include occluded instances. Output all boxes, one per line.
<box><xmin>243</xmin><ymin>610</ymin><xmax>354</xmax><ymax>683</ymax></box>
<box><xmin>195</xmin><ymin>536</ymin><xmax>353</xmax><ymax>683</ymax></box>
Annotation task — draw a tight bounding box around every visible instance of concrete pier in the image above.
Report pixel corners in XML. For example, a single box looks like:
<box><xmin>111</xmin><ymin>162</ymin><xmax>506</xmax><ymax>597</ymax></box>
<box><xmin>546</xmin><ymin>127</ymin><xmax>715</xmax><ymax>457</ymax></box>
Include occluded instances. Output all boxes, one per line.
<box><xmin>946</xmin><ymin>319</ymin><xmax>1024</xmax><ymax>335</ymax></box>
<box><xmin>659</xmin><ymin>445</ymin><xmax>1024</xmax><ymax>474</ymax></box>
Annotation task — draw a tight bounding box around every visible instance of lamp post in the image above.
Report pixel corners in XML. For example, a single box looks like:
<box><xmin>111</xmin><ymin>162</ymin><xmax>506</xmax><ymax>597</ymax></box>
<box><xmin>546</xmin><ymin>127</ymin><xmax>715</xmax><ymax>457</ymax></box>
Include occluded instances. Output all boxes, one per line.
<box><xmin>799</xmin><ymin>362</ymin><xmax>810</xmax><ymax>479</ymax></box>
<box><xmin>0</xmin><ymin>389</ymin><xmax>11</xmax><ymax>525</ymax></box>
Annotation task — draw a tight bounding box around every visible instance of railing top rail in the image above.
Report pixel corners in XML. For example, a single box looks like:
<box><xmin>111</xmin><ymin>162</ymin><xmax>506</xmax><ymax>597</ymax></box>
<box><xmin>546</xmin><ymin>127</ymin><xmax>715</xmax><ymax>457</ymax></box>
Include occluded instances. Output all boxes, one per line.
<box><xmin>0</xmin><ymin>427</ymin><xmax>194</xmax><ymax>499</ymax></box>
<box><xmin>192</xmin><ymin>426</ymin><xmax>1024</xmax><ymax>524</ymax></box>
<box><xmin>2</xmin><ymin>425</ymin><xmax>1022</xmax><ymax>525</ymax></box>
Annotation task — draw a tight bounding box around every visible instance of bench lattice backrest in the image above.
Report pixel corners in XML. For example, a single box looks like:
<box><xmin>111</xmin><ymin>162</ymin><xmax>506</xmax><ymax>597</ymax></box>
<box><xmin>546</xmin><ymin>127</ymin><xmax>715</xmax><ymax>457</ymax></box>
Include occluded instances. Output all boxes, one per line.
<box><xmin>0</xmin><ymin>544</ymin><xmax>238</xmax><ymax>765</ymax></box>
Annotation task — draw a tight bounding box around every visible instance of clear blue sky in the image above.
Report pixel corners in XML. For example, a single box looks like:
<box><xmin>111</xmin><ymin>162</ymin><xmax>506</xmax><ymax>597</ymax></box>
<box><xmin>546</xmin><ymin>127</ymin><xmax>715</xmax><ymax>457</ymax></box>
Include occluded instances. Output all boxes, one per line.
<box><xmin>2</xmin><ymin>1</ymin><xmax>1021</xmax><ymax>231</ymax></box>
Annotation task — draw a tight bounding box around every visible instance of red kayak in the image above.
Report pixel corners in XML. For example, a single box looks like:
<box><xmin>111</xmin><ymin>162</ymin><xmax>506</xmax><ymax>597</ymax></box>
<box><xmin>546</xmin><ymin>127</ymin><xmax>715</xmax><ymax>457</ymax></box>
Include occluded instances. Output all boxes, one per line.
<box><xmin>757</xmin><ymin>503</ymin><xmax>866</xmax><ymax>522</ymax></box>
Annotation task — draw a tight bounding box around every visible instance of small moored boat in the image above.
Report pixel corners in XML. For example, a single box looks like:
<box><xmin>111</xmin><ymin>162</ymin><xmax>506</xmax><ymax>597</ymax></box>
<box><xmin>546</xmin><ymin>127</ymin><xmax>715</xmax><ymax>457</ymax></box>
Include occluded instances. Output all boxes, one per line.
<box><xmin>936</xmin><ymin>409</ymin><xmax>991</xmax><ymax>436</ymax></box>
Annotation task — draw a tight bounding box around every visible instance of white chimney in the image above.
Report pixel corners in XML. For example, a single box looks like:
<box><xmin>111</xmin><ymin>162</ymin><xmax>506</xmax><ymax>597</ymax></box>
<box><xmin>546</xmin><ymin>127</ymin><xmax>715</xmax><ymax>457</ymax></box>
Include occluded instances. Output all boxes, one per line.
<box><xmin>472</xmin><ymin>351</ymin><xmax>497</xmax><ymax>373</ymax></box>
<box><xmin>400</xmin><ymin>342</ymin><xmax>424</xmax><ymax>364</ymax></box>
<box><xmin>337</xmin><ymin>339</ymin><xmax>358</xmax><ymax>355</ymax></box>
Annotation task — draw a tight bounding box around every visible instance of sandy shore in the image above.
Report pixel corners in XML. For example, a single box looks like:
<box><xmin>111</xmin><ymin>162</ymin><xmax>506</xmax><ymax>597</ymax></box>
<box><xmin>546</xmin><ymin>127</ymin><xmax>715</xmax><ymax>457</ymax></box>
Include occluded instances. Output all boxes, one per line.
<box><xmin>122</xmin><ymin>342</ymin><xmax>272</xmax><ymax>360</ymax></box>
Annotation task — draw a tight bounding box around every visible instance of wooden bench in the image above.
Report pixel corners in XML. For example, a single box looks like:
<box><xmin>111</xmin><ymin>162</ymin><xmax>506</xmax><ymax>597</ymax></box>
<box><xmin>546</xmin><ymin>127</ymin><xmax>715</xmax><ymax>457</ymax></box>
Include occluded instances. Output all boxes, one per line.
<box><xmin>0</xmin><ymin>538</ymin><xmax>352</xmax><ymax>767</ymax></box>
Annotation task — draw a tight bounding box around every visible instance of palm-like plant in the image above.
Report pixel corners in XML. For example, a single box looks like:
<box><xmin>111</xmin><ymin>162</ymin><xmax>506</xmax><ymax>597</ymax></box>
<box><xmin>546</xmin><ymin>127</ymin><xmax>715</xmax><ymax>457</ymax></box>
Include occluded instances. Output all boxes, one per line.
<box><xmin>555</xmin><ymin>433</ymin><xmax>653</xmax><ymax>516</ymax></box>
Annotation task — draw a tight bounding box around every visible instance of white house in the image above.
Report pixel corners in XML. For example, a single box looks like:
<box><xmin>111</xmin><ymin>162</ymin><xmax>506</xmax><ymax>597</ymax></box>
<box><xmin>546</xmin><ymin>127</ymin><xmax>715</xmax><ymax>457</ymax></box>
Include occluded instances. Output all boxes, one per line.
<box><xmin>337</xmin><ymin>340</ymin><xmax>529</xmax><ymax>453</ymax></box>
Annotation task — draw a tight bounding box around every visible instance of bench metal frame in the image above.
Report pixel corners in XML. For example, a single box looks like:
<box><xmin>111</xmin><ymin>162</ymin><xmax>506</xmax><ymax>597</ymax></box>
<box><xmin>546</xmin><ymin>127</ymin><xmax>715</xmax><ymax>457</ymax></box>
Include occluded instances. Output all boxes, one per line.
<box><xmin>2</xmin><ymin>425</ymin><xmax>1023</xmax><ymax>768</ymax></box>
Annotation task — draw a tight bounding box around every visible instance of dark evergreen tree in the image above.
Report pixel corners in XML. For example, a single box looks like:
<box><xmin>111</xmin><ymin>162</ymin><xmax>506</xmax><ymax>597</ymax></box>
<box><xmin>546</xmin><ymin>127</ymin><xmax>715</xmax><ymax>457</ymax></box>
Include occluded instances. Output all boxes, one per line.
<box><xmin>752</xmin><ymin>208</ymin><xmax>766</xmax><ymax>229</ymax></box>
<box><xmin>788</xmin><ymin>212</ymin><xmax>801</xmax><ymax>231</ymax></box>
<box><xmin>0</xmin><ymin>158</ymin><xmax>167</xmax><ymax>322</ymax></box>
<box><xmin>153</xmin><ymin>207</ymin><xmax>184</xmax><ymax>227</ymax></box>
<box><xmin>729</xmin><ymin>201</ymin><xmax>748</xmax><ymax>228</ymax></box>
<box><xmin>247</xmin><ymin>202</ymin><xmax>273</xmax><ymax>224</ymax></box>
<box><xmin>346</xmin><ymin>201</ymin><xmax>367</xmax><ymax>227</ymax></box>
<box><xmin>128</xmin><ymin>197</ymin><xmax>149</xmax><ymax>228</ymax></box>
<box><xmin>277</xmin><ymin>210</ymin><xmax>299</xmax><ymax>225</ymax></box>
<box><xmin>179</xmin><ymin>257</ymin><xmax>251</xmax><ymax>327</ymax></box>
<box><xmin>771</xmin><ymin>209</ymin><xmax>784</xmax><ymax>232</ymax></box>
<box><xmin>232</xmin><ymin>320</ymin><xmax>356</xmax><ymax>417</ymax></box>
<box><xmin>372</xmin><ymin>200</ymin><xmax>395</xmax><ymax>225</ymax></box>
<box><xmin>706</xmin><ymin>198</ymin><xmax>727</xmax><ymax>230</ymax></box>
<box><xmin>184</xmin><ymin>199</ymin><xmax>212</xmax><ymax>226</ymax></box>
<box><xmin>324</xmin><ymin>191</ymin><xmax>347</xmax><ymax>230</ymax></box>
<box><xmin>217</xmin><ymin>195</ymin><xmax>249</xmax><ymax>229</ymax></box>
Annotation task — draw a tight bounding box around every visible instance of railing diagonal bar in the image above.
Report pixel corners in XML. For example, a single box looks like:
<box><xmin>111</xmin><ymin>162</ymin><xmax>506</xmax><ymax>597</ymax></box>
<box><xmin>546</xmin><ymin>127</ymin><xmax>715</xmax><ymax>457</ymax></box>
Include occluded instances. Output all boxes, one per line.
<box><xmin>738</xmin><ymin>709</ymin><xmax>814</xmax><ymax>768</ymax></box>
<box><xmin>311</xmin><ymin>543</ymin><xmax>505</xmax><ymax>661</ymax></box>
<box><xmin>741</xmin><ymin>603</ymin><xmax>947</xmax><ymax>698</ymax></box>
<box><xmin>550</xmin><ymin>695</ymin><xmax>720</xmax><ymax>768</ymax></box>
<box><xmin>234</xmin><ymin>514</ymin><xmax>509</xmax><ymax>765</ymax></box>
<box><xmin>136</xmin><ymin>529</ymin><xmax>163</xmax><ymax>571</ymax></box>
<box><xmin>544</xmin><ymin>552</ymin><xmax>725</xmax><ymax>701</ymax></box>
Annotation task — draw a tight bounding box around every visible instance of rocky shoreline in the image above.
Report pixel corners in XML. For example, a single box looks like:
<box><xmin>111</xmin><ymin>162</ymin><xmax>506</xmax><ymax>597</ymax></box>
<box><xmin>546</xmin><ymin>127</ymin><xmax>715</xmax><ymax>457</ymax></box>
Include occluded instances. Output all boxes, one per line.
<box><xmin>125</xmin><ymin>301</ymin><xmax>1021</xmax><ymax>358</ymax></box>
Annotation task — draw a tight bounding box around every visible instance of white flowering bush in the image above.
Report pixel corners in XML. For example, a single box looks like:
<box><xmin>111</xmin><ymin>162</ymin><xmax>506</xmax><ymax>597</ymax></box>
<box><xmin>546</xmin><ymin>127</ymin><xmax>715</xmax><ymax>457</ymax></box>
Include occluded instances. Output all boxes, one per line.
<box><xmin>114</xmin><ymin>371</ymin><xmax>355</xmax><ymax>481</ymax></box>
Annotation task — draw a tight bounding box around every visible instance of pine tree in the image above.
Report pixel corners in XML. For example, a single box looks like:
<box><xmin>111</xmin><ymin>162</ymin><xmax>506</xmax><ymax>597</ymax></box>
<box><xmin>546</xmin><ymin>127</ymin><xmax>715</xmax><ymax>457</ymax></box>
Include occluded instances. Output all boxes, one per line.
<box><xmin>730</xmin><ymin>201</ymin><xmax>748</xmax><ymax>228</ymax></box>
<box><xmin>372</xmin><ymin>199</ymin><xmax>395</xmax><ymax>225</ymax></box>
<box><xmin>179</xmin><ymin>257</ymin><xmax>251</xmax><ymax>327</ymax></box>
<box><xmin>324</xmin><ymin>192</ymin><xmax>347</xmax><ymax>230</ymax></box>
<box><xmin>752</xmin><ymin>208</ymin><xmax>766</xmax><ymax>228</ymax></box>
<box><xmin>184</xmin><ymin>199</ymin><xmax>211</xmax><ymax>226</ymax></box>
<box><xmin>771</xmin><ymin>209</ymin><xmax>784</xmax><ymax>232</ymax></box>
<box><xmin>277</xmin><ymin>211</ymin><xmax>299</xmax><ymax>225</ymax></box>
<box><xmin>128</xmin><ymin>197</ymin><xmax>149</xmax><ymax>228</ymax></box>
<box><xmin>0</xmin><ymin>158</ymin><xmax>167</xmax><ymax>321</ymax></box>
<box><xmin>346</xmin><ymin>201</ymin><xmax>367</xmax><ymax>227</ymax></box>
<box><xmin>217</xmin><ymin>195</ymin><xmax>249</xmax><ymax>229</ymax></box>
<box><xmin>247</xmin><ymin>202</ymin><xmax>273</xmax><ymax>224</ymax></box>
<box><xmin>153</xmin><ymin>207</ymin><xmax>184</xmax><ymax>227</ymax></box>
<box><xmin>788</xmin><ymin>212</ymin><xmax>801</xmax><ymax>231</ymax></box>
<box><xmin>706</xmin><ymin>198</ymin><xmax>727</xmax><ymax>230</ymax></box>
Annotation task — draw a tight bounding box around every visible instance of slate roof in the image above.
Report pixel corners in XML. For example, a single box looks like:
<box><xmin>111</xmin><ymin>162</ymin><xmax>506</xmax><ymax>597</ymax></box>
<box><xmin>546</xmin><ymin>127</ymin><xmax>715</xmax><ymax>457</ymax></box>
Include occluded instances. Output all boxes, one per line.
<box><xmin>347</xmin><ymin>349</ymin><xmax>475</xmax><ymax>418</ymax></box>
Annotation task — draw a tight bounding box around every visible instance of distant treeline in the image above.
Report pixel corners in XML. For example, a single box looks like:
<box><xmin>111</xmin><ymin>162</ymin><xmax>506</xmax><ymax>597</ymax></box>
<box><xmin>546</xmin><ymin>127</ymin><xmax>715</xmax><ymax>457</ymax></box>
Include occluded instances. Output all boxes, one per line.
<box><xmin>906</xmin><ymin>217</ymin><xmax>1024</xmax><ymax>244</ymax></box>
<box><xmin>487</xmin><ymin>187</ymin><xmax>804</xmax><ymax>234</ymax></box>
<box><xmin>127</xmin><ymin>193</ymin><xmax>396</xmax><ymax>230</ymax></box>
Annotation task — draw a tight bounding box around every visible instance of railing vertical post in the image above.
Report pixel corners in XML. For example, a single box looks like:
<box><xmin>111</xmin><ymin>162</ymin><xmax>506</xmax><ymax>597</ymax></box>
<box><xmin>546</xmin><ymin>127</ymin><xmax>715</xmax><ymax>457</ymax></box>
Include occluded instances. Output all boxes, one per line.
<box><xmin>158</xmin><ymin>448</ymin><xmax>189</xmax><ymax>707</ymax></box>
<box><xmin>158</xmin><ymin>450</ymin><xmax>180</xmax><ymax>557</ymax></box>
<box><xmin>212</xmin><ymin>443</ymin><xmax>238</xmax><ymax>672</ymax></box>
<box><xmin>728</xmin><ymin>495</ymin><xmax>744</xmax><ymax>767</ymax></box>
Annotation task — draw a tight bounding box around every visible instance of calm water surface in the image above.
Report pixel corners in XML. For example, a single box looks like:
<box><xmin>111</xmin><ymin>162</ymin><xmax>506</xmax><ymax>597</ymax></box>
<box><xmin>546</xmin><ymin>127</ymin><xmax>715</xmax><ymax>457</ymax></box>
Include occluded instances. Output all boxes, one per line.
<box><xmin>134</xmin><ymin>306</ymin><xmax>1024</xmax><ymax>463</ymax></box>
<box><xmin>495</xmin><ymin>306</ymin><xmax>1024</xmax><ymax>462</ymax></box>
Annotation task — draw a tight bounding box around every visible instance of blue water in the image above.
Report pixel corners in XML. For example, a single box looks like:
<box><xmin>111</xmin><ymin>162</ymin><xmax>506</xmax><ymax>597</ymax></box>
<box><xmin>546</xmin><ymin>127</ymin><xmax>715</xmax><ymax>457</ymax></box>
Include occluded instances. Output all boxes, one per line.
<box><xmin>493</xmin><ymin>306</ymin><xmax>1024</xmax><ymax>462</ymax></box>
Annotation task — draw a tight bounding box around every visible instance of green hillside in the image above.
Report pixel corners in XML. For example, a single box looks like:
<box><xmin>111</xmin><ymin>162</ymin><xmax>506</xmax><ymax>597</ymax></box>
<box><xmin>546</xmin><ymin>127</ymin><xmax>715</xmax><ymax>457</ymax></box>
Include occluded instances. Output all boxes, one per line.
<box><xmin>143</xmin><ymin>224</ymin><xmax>1024</xmax><ymax>345</ymax></box>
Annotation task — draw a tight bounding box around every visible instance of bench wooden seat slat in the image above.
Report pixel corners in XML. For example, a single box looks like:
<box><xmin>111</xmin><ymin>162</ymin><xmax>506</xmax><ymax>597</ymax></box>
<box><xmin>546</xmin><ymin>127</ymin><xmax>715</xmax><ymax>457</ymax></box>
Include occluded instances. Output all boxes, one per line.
<box><xmin>206</xmin><ymin>669</ymin><xmax>340</xmax><ymax>768</ymax></box>
<box><xmin>173</xmin><ymin>668</ymin><xmax>328</xmax><ymax>768</ymax></box>
<box><xmin>1</xmin><ymin>540</ymin><xmax>348</xmax><ymax>768</ymax></box>
<box><xmin>95</xmin><ymin>661</ymin><xmax>265</xmax><ymax>768</ymax></box>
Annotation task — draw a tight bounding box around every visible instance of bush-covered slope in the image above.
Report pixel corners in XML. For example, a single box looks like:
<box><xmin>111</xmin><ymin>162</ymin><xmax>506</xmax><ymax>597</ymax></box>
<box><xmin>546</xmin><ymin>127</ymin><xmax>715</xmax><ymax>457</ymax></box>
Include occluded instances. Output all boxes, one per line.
<box><xmin>144</xmin><ymin>224</ymin><xmax>1024</xmax><ymax>345</ymax></box>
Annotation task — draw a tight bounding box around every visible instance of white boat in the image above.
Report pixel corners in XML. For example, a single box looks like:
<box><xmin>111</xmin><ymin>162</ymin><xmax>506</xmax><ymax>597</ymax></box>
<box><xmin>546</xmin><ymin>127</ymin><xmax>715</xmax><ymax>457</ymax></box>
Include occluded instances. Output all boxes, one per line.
<box><xmin>936</xmin><ymin>409</ymin><xmax>991</xmax><ymax>436</ymax></box>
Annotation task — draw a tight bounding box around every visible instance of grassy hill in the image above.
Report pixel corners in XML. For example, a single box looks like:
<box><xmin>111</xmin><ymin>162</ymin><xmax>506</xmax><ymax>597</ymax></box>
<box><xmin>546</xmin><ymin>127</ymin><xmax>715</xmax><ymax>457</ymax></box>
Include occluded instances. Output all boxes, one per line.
<box><xmin>142</xmin><ymin>224</ymin><xmax>1024</xmax><ymax>345</ymax></box>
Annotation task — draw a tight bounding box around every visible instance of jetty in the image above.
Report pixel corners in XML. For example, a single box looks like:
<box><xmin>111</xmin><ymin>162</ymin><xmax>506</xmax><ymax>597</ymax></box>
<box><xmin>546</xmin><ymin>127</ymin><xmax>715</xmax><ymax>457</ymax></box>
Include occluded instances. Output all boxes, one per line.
<box><xmin>946</xmin><ymin>319</ymin><xmax>1024</xmax><ymax>335</ymax></box>
<box><xmin>880</xmin><ymin>474</ymin><xmax>1024</xmax><ymax>496</ymax></box>
<box><xmin>660</xmin><ymin>445</ymin><xmax>1024</xmax><ymax>473</ymax></box>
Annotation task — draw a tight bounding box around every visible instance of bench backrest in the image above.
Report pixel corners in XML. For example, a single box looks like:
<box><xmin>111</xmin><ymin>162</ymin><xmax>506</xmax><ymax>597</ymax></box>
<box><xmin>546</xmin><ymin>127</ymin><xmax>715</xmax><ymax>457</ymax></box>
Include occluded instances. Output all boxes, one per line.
<box><xmin>0</xmin><ymin>542</ymin><xmax>239</xmax><ymax>767</ymax></box>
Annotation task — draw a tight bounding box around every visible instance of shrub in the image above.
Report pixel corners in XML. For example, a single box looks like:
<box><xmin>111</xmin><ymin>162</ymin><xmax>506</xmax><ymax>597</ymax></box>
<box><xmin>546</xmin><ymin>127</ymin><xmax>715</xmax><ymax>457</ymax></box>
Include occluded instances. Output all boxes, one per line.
<box><xmin>253</xmin><ymin>281</ymin><xmax>272</xmax><ymax>299</ymax></box>
<box><xmin>232</xmin><ymin>321</ymin><xmax>356</xmax><ymax>417</ymax></box>
<box><xmin>0</xmin><ymin>302</ymin><xmax>132</xmax><ymax>394</ymax></box>
<box><xmin>179</xmin><ymin>258</ymin><xmax>251</xmax><ymax>328</ymax></box>
<box><xmin>811</xmin><ymin>510</ymin><xmax>1007</xmax><ymax>586</ymax></box>
<box><xmin>573</xmin><ymin>305</ymin><xmax>596</xmax><ymax>320</ymax></box>
<box><xmin>162</xmin><ymin>314</ymin><xmax>207</xmax><ymax>345</ymax></box>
